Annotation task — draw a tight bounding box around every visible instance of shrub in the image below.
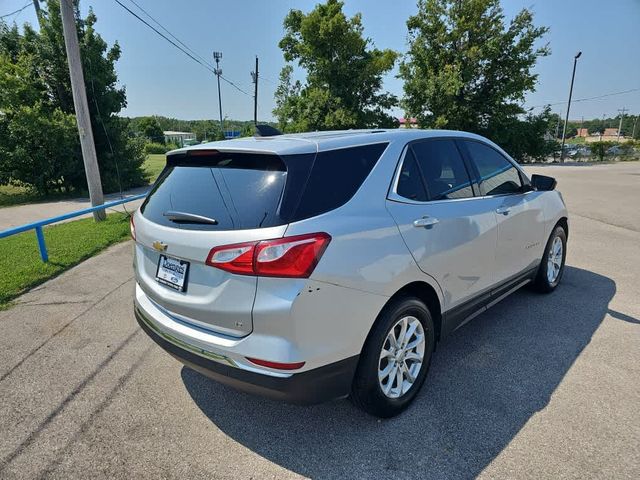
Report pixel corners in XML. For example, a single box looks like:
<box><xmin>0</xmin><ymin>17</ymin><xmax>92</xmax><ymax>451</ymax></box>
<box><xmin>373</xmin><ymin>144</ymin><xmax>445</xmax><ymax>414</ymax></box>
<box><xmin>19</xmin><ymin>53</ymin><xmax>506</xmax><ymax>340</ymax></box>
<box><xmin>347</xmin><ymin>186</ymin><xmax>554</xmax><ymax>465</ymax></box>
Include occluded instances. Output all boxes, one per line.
<box><xmin>589</xmin><ymin>141</ymin><xmax>615</xmax><ymax>161</ymax></box>
<box><xmin>144</xmin><ymin>142</ymin><xmax>170</xmax><ymax>154</ymax></box>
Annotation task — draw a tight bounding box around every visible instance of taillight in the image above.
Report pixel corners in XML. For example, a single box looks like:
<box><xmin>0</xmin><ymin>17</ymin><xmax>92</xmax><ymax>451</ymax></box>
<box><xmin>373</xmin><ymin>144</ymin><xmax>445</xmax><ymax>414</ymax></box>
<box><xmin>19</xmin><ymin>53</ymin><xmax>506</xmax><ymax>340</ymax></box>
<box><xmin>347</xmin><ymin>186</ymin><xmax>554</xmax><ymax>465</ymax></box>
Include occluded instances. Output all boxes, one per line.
<box><xmin>206</xmin><ymin>232</ymin><xmax>331</xmax><ymax>278</ymax></box>
<box><xmin>206</xmin><ymin>241</ymin><xmax>255</xmax><ymax>275</ymax></box>
<box><xmin>130</xmin><ymin>215</ymin><xmax>136</xmax><ymax>240</ymax></box>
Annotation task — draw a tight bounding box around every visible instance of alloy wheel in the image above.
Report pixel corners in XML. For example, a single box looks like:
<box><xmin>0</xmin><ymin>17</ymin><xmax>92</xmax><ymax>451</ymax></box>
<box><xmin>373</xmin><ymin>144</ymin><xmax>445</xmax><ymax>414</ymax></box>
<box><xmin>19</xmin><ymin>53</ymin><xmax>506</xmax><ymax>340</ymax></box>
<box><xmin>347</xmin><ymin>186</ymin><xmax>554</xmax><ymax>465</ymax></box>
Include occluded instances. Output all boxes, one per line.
<box><xmin>547</xmin><ymin>235</ymin><xmax>563</xmax><ymax>284</ymax></box>
<box><xmin>378</xmin><ymin>315</ymin><xmax>425</xmax><ymax>399</ymax></box>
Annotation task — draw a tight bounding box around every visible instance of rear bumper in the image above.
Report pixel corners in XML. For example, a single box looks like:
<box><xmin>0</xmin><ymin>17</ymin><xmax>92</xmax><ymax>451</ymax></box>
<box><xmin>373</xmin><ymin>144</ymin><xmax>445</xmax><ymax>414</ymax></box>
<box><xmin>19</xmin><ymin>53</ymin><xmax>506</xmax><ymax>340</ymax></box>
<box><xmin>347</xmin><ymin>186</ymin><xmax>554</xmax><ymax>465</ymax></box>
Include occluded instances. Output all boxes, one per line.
<box><xmin>135</xmin><ymin>306</ymin><xmax>359</xmax><ymax>405</ymax></box>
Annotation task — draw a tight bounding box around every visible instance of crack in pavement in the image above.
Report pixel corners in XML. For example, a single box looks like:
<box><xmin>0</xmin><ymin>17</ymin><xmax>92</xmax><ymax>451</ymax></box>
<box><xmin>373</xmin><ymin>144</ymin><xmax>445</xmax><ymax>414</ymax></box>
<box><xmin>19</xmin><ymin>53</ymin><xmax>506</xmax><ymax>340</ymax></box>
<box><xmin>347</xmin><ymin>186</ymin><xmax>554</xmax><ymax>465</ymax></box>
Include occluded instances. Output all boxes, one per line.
<box><xmin>0</xmin><ymin>328</ymin><xmax>142</xmax><ymax>474</ymax></box>
<box><xmin>0</xmin><ymin>276</ymin><xmax>134</xmax><ymax>384</ymax></box>
<box><xmin>15</xmin><ymin>300</ymin><xmax>91</xmax><ymax>307</ymax></box>
<box><xmin>36</xmin><ymin>344</ymin><xmax>155</xmax><ymax>480</ymax></box>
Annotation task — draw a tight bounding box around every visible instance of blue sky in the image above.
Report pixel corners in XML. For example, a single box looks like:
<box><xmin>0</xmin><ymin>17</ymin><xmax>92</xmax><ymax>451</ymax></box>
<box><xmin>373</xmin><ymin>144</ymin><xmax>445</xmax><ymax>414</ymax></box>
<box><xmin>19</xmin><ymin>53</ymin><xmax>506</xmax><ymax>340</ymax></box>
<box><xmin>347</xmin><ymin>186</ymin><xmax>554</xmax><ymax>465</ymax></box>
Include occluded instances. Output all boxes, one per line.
<box><xmin>2</xmin><ymin>0</ymin><xmax>639</xmax><ymax>121</ymax></box>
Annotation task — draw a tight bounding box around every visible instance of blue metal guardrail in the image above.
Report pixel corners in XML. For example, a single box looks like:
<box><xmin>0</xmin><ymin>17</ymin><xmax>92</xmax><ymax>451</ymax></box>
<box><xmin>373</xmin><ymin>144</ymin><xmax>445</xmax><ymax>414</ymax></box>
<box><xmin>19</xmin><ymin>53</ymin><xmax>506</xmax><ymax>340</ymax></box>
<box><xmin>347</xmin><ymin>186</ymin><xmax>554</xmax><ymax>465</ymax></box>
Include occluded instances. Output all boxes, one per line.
<box><xmin>0</xmin><ymin>193</ymin><xmax>147</xmax><ymax>263</ymax></box>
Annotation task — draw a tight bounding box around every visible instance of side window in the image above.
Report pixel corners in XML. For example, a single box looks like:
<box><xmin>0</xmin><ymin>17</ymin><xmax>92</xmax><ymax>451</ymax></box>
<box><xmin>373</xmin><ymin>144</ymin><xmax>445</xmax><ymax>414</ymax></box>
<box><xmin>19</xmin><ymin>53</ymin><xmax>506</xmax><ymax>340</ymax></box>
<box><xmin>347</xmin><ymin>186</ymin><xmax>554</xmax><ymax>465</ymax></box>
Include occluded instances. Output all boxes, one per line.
<box><xmin>292</xmin><ymin>143</ymin><xmax>388</xmax><ymax>221</ymax></box>
<box><xmin>464</xmin><ymin>141</ymin><xmax>523</xmax><ymax>196</ymax></box>
<box><xmin>412</xmin><ymin>139</ymin><xmax>474</xmax><ymax>200</ymax></box>
<box><xmin>397</xmin><ymin>150</ymin><xmax>428</xmax><ymax>201</ymax></box>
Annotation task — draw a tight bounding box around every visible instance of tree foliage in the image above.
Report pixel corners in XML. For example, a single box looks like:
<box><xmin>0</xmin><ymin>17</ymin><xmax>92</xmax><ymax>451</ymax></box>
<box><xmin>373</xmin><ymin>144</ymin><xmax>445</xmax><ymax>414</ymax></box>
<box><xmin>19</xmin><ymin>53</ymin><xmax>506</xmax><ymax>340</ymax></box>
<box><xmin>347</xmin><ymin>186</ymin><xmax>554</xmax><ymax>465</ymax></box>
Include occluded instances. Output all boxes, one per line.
<box><xmin>273</xmin><ymin>0</ymin><xmax>398</xmax><ymax>131</ymax></box>
<box><xmin>400</xmin><ymin>0</ymin><xmax>550</xmax><ymax>158</ymax></box>
<box><xmin>0</xmin><ymin>0</ymin><xmax>145</xmax><ymax>195</ymax></box>
<box><xmin>137</xmin><ymin>116</ymin><xmax>165</xmax><ymax>143</ymax></box>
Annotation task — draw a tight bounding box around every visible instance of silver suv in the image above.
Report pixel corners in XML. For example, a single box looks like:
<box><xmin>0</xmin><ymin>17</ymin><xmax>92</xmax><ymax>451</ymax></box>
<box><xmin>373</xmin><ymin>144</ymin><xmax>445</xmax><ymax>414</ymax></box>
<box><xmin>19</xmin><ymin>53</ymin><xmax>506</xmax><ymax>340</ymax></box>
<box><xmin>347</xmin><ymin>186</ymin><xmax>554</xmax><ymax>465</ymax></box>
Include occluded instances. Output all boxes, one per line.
<box><xmin>132</xmin><ymin>129</ymin><xmax>568</xmax><ymax>418</ymax></box>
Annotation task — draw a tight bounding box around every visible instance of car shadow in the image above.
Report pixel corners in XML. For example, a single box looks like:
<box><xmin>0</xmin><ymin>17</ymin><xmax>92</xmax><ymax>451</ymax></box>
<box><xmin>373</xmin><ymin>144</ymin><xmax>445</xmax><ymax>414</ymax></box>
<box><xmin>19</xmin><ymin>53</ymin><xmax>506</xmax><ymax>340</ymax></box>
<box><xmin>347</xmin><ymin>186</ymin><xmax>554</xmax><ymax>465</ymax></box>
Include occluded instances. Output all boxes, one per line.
<box><xmin>181</xmin><ymin>266</ymin><xmax>614</xmax><ymax>479</ymax></box>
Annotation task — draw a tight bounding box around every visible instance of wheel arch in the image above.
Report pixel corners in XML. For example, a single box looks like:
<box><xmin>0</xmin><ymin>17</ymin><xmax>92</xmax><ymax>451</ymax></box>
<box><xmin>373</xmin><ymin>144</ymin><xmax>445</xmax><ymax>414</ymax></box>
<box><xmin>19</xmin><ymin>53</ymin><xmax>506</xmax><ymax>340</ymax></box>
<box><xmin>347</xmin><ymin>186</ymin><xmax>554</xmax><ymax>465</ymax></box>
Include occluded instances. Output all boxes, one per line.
<box><xmin>383</xmin><ymin>281</ymin><xmax>443</xmax><ymax>342</ymax></box>
<box><xmin>556</xmin><ymin>216</ymin><xmax>569</xmax><ymax>239</ymax></box>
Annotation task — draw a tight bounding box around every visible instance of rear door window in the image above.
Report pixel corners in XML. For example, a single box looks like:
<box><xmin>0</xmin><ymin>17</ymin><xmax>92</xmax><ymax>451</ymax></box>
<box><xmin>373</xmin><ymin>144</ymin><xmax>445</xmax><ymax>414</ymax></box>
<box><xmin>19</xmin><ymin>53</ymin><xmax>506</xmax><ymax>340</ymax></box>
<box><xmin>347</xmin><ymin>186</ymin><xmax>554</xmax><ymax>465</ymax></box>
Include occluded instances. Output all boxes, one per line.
<box><xmin>140</xmin><ymin>152</ymin><xmax>289</xmax><ymax>231</ymax></box>
<box><xmin>462</xmin><ymin>141</ymin><xmax>523</xmax><ymax>196</ymax></box>
<box><xmin>396</xmin><ymin>149</ymin><xmax>428</xmax><ymax>201</ymax></box>
<box><xmin>411</xmin><ymin>139</ymin><xmax>474</xmax><ymax>200</ymax></box>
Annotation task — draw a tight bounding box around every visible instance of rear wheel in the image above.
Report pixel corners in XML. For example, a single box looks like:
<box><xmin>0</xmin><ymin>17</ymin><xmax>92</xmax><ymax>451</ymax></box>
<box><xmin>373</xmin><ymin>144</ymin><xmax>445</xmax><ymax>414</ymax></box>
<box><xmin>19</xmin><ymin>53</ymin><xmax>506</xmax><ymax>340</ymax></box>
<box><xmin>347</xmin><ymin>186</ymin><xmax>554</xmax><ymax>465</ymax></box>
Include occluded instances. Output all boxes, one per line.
<box><xmin>533</xmin><ymin>225</ymin><xmax>567</xmax><ymax>293</ymax></box>
<box><xmin>350</xmin><ymin>296</ymin><xmax>435</xmax><ymax>418</ymax></box>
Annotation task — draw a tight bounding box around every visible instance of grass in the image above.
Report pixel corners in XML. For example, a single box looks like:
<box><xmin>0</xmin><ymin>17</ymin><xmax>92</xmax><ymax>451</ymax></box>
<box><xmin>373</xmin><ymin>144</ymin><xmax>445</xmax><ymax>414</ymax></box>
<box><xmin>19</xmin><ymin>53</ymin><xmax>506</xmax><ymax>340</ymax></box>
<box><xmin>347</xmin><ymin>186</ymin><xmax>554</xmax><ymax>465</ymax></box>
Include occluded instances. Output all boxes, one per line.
<box><xmin>143</xmin><ymin>154</ymin><xmax>166</xmax><ymax>183</ymax></box>
<box><xmin>0</xmin><ymin>184</ymin><xmax>75</xmax><ymax>208</ymax></box>
<box><xmin>0</xmin><ymin>212</ymin><xmax>132</xmax><ymax>309</ymax></box>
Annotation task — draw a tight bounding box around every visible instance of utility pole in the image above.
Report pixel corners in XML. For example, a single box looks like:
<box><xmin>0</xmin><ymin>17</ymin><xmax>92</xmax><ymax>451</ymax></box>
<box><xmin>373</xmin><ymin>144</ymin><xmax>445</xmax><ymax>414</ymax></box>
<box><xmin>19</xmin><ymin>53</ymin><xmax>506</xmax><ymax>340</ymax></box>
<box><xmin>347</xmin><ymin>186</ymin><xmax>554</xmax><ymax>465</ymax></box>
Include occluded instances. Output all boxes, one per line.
<box><xmin>213</xmin><ymin>51</ymin><xmax>223</xmax><ymax>135</ymax></box>
<box><xmin>560</xmin><ymin>51</ymin><xmax>582</xmax><ymax>163</ymax></box>
<box><xmin>60</xmin><ymin>0</ymin><xmax>105</xmax><ymax>220</ymax></box>
<box><xmin>32</xmin><ymin>0</ymin><xmax>42</xmax><ymax>24</ymax></box>
<box><xmin>617</xmin><ymin>107</ymin><xmax>628</xmax><ymax>142</ymax></box>
<box><xmin>632</xmin><ymin>115</ymin><xmax>639</xmax><ymax>140</ymax></box>
<box><xmin>251</xmin><ymin>56</ymin><xmax>259</xmax><ymax>125</ymax></box>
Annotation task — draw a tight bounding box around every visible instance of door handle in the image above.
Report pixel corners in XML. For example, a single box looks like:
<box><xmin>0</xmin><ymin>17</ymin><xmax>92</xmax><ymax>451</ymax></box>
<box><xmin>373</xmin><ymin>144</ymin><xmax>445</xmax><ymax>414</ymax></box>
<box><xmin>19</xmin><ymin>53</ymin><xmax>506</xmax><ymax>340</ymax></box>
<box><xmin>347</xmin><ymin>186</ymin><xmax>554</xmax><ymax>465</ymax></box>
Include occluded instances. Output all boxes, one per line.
<box><xmin>496</xmin><ymin>206</ymin><xmax>511</xmax><ymax>215</ymax></box>
<box><xmin>413</xmin><ymin>216</ymin><xmax>439</xmax><ymax>228</ymax></box>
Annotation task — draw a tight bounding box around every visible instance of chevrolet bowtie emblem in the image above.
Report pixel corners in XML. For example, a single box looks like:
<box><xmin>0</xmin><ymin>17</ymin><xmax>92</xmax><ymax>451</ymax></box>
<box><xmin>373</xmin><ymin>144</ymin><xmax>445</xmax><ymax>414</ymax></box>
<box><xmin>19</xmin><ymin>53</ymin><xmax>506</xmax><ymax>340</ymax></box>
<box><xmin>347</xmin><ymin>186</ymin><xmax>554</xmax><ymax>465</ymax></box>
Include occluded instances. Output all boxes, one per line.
<box><xmin>152</xmin><ymin>241</ymin><xmax>168</xmax><ymax>252</ymax></box>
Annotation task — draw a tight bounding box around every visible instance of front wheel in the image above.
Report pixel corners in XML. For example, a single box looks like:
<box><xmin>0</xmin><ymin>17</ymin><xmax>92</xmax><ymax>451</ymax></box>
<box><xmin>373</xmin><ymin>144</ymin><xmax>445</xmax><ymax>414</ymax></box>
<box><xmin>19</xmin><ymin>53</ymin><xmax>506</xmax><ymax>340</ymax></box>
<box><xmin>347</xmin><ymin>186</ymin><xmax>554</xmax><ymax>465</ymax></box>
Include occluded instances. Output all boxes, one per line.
<box><xmin>533</xmin><ymin>225</ymin><xmax>567</xmax><ymax>293</ymax></box>
<box><xmin>350</xmin><ymin>296</ymin><xmax>435</xmax><ymax>418</ymax></box>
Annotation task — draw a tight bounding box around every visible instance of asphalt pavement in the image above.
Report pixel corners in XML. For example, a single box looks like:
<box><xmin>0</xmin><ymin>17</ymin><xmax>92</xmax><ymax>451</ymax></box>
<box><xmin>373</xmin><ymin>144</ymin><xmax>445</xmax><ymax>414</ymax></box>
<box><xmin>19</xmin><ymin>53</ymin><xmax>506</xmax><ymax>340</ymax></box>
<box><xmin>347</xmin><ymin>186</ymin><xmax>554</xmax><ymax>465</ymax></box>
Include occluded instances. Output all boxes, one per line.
<box><xmin>0</xmin><ymin>162</ymin><xmax>638</xmax><ymax>479</ymax></box>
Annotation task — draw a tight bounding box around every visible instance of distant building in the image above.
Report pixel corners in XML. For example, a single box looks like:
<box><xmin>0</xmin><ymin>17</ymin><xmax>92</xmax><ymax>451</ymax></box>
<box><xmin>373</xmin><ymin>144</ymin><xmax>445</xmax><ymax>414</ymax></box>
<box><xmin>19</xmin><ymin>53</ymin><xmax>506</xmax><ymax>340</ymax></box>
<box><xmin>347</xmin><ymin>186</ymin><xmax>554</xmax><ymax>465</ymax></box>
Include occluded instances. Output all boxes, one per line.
<box><xmin>582</xmin><ymin>127</ymin><xmax>630</xmax><ymax>143</ymax></box>
<box><xmin>576</xmin><ymin>128</ymin><xmax>589</xmax><ymax>137</ymax></box>
<box><xmin>398</xmin><ymin>117</ymin><xmax>418</xmax><ymax>129</ymax></box>
<box><xmin>163</xmin><ymin>131</ymin><xmax>196</xmax><ymax>146</ymax></box>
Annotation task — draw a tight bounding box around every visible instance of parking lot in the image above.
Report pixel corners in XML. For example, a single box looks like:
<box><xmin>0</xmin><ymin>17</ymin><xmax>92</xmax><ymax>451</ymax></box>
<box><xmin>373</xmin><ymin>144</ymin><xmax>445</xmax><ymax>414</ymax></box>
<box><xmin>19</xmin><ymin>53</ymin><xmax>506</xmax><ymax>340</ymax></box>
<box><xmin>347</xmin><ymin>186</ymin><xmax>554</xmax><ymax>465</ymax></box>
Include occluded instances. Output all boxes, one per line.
<box><xmin>0</xmin><ymin>162</ymin><xmax>638</xmax><ymax>479</ymax></box>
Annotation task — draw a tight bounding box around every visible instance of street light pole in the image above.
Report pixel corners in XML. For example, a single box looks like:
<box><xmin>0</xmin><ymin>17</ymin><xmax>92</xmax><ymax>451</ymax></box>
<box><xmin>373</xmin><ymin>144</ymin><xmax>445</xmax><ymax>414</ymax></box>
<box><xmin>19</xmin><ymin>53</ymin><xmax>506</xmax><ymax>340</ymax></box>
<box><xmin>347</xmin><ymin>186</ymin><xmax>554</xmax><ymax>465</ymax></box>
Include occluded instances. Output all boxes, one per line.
<box><xmin>213</xmin><ymin>51</ymin><xmax>223</xmax><ymax>135</ymax></box>
<box><xmin>560</xmin><ymin>51</ymin><xmax>582</xmax><ymax>163</ymax></box>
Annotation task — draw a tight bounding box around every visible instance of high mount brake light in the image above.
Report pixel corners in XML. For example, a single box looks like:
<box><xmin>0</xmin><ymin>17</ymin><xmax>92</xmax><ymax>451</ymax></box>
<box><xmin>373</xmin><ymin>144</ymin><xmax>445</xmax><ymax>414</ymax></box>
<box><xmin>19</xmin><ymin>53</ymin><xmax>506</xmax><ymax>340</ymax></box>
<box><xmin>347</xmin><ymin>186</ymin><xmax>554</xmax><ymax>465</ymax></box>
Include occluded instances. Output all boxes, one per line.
<box><xmin>187</xmin><ymin>149</ymin><xmax>220</xmax><ymax>157</ymax></box>
<box><xmin>206</xmin><ymin>232</ymin><xmax>331</xmax><ymax>278</ymax></box>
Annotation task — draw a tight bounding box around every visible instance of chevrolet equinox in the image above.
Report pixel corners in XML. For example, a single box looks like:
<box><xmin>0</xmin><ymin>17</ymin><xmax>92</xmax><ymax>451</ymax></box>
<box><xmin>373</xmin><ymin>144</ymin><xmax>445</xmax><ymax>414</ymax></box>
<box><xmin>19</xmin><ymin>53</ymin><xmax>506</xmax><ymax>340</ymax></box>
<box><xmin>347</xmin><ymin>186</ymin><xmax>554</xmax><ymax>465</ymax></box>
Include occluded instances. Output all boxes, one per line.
<box><xmin>132</xmin><ymin>129</ymin><xmax>568</xmax><ymax>418</ymax></box>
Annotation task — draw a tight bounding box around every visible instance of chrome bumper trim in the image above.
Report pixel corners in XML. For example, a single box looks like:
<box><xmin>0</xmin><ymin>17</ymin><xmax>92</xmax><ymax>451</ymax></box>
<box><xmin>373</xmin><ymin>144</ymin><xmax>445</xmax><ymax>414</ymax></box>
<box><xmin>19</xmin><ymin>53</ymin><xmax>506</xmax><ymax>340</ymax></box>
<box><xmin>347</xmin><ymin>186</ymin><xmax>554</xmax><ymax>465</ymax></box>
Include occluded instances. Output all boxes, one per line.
<box><xmin>135</xmin><ymin>305</ymin><xmax>238</xmax><ymax>368</ymax></box>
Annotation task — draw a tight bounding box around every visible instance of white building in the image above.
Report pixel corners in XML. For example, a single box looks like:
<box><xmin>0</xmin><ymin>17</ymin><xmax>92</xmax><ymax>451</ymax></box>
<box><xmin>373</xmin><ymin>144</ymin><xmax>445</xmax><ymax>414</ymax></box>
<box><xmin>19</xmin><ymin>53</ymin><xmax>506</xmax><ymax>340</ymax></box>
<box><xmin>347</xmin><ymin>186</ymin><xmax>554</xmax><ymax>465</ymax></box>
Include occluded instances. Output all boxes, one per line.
<box><xmin>163</xmin><ymin>131</ymin><xmax>196</xmax><ymax>146</ymax></box>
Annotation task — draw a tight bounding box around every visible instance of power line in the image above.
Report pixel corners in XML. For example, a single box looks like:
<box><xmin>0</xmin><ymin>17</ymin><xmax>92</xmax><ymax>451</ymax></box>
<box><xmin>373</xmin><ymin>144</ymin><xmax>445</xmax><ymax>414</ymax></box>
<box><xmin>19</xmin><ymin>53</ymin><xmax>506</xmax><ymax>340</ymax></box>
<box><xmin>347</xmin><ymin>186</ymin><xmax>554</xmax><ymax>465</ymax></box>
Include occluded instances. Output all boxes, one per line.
<box><xmin>529</xmin><ymin>87</ymin><xmax>640</xmax><ymax>110</ymax></box>
<box><xmin>258</xmin><ymin>74</ymin><xmax>278</xmax><ymax>86</ymax></box>
<box><xmin>113</xmin><ymin>0</ymin><xmax>217</xmax><ymax>75</ymax></box>
<box><xmin>219</xmin><ymin>75</ymin><xmax>252</xmax><ymax>96</ymax></box>
<box><xmin>113</xmin><ymin>0</ymin><xmax>252</xmax><ymax>97</ymax></box>
<box><xmin>126</xmin><ymin>0</ymin><xmax>214</xmax><ymax>70</ymax></box>
<box><xmin>0</xmin><ymin>2</ymin><xmax>31</xmax><ymax>19</ymax></box>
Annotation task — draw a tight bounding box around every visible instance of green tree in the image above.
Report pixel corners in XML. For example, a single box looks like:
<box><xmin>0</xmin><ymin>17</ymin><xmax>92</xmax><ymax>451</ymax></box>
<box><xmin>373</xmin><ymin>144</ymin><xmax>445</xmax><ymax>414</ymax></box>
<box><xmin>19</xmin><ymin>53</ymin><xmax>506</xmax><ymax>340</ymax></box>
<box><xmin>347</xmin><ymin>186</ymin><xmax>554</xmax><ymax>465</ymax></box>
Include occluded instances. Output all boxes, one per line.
<box><xmin>273</xmin><ymin>0</ymin><xmax>398</xmax><ymax>131</ymax></box>
<box><xmin>495</xmin><ymin>107</ymin><xmax>558</xmax><ymax>162</ymax></box>
<box><xmin>400</xmin><ymin>0</ymin><xmax>549</xmax><ymax>157</ymax></box>
<box><xmin>137</xmin><ymin>116</ymin><xmax>165</xmax><ymax>143</ymax></box>
<box><xmin>0</xmin><ymin>0</ymin><xmax>145</xmax><ymax>195</ymax></box>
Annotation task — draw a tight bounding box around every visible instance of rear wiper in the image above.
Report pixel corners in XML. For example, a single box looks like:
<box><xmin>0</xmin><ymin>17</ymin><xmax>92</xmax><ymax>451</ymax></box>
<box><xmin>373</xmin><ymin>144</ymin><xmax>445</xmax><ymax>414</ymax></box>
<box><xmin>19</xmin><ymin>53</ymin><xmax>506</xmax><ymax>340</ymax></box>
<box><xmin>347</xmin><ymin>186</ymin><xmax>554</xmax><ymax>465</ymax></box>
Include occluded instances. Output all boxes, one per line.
<box><xmin>163</xmin><ymin>211</ymin><xmax>218</xmax><ymax>225</ymax></box>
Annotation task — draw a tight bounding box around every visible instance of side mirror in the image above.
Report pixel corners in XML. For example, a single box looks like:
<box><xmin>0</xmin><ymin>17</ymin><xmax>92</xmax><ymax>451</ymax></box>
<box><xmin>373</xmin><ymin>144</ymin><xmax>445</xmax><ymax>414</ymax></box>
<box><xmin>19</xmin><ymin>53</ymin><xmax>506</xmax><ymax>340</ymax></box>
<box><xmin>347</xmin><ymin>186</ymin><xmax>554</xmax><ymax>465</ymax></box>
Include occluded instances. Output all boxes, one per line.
<box><xmin>531</xmin><ymin>174</ymin><xmax>557</xmax><ymax>191</ymax></box>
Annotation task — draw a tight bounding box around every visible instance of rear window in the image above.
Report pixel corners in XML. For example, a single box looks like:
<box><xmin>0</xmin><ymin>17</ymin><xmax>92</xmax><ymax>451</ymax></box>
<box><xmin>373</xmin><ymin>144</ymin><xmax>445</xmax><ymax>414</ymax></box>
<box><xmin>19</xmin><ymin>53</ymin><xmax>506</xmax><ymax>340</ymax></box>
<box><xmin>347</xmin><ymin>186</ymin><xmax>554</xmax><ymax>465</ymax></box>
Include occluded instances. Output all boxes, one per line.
<box><xmin>140</xmin><ymin>152</ymin><xmax>292</xmax><ymax>231</ymax></box>
<box><xmin>140</xmin><ymin>143</ymin><xmax>387</xmax><ymax>230</ymax></box>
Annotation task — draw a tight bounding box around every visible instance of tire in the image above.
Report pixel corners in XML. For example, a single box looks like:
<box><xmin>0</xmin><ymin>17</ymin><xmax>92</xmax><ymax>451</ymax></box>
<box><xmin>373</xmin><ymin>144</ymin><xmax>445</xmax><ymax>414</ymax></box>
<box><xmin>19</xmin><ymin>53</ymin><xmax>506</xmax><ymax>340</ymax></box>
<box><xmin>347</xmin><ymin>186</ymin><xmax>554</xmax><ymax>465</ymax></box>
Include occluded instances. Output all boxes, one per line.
<box><xmin>350</xmin><ymin>296</ymin><xmax>435</xmax><ymax>418</ymax></box>
<box><xmin>533</xmin><ymin>225</ymin><xmax>567</xmax><ymax>293</ymax></box>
